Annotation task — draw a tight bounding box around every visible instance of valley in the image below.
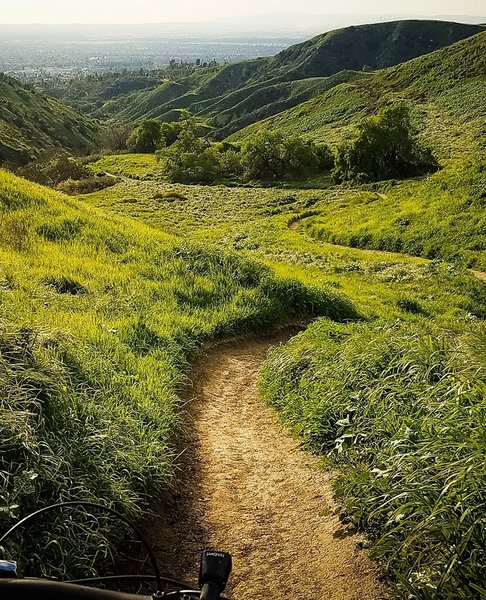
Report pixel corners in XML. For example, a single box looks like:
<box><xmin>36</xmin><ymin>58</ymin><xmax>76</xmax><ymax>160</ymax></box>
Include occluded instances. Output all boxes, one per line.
<box><xmin>0</xmin><ymin>16</ymin><xmax>485</xmax><ymax>599</ymax></box>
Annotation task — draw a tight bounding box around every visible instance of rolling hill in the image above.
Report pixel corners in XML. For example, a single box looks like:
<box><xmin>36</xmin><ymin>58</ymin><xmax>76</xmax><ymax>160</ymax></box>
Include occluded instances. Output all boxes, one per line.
<box><xmin>100</xmin><ymin>20</ymin><xmax>483</xmax><ymax>138</ymax></box>
<box><xmin>230</xmin><ymin>29</ymin><xmax>486</xmax><ymax>161</ymax></box>
<box><xmin>0</xmin><ymin>73</ymin><xmax>99</xmax><ymax>165</ymax></box>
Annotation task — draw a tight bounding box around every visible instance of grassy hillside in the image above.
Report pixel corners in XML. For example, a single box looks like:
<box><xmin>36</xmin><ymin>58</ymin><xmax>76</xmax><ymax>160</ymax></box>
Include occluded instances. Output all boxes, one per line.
<box><xmin>302</xmin><ymin>158</ymin><xmax>486</xmax><ymax>269</ymax></box>
<box><xmin>79</xmin><ymin>142</ymin><xmax>486</xmax><ymax>597</ymax></box>
<box><xmin>80</xmin><ymin>162</ymin><xmax>485</xmax><ymax>322</ymax></box>
<box><xmin>231</xmin><ymin>29</ymin><xmax>486</xmax><ymax>162</ymax></box>
<box><xmin>100</xmin><ymin>20</ymin><xmax>482</xmax><ymax>137</ymax></box>
<box><xmin>0</xmin><ymin>168</ymin><xmax>352</xmax><ymax>578</ymax></box>
<box><xmin>0</xmin><ymin>74</ymin><xmax>99</xmax><ymax>165</ymax></box>
<box><xmin>259</xmin><ymin>19</ymin><xmax>483</xmax><ymax>80</ymax></box>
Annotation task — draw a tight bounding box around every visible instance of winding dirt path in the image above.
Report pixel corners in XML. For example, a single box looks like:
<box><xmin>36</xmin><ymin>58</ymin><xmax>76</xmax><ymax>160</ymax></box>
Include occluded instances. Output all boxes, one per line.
<box><xmin>145</xmin><ymin>331</ymin><xmax>386</xmax><ymax>599</ymax></box>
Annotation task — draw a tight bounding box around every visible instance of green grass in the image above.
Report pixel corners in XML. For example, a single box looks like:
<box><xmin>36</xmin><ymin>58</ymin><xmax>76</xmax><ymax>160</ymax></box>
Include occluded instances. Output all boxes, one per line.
<box><xmin>302</xmin><ymin>157</ymin><xmax>486</xmax><ymax>270</ymax></box>
<box><xmin>0</xmin><ymin>168</ymin><xmax>350</xmax><ymax>578</ymax></box>
<box><xmin>81</xmin><ymin>164</ymin><xmax>485</xmax><ymax>321</ymax></box>
<box><xmin>2</xmin><ymin>26</ymin><xmax>486</xmax><ymax>594</ymax></box>
<box><xmin>89</xmin><ymin>154</ymin><xmax>165</xmax><ymax>180</ymax></box>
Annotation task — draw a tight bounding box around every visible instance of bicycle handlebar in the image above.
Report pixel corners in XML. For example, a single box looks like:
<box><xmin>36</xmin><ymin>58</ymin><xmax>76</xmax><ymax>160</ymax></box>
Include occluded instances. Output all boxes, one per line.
<box><xmin>0</xmin><ymin>579</ymin><xmax>230</xmax><ymax>600</ymax></box>
<box><xmin>0</xmin><ymin>503</ymin><xmax>232</xmax><ymax>600</ymax></box>
<box><xmin>0</xmin><ymin>579</ymin><xmax>149</xmax><ymax>599</ymax></box>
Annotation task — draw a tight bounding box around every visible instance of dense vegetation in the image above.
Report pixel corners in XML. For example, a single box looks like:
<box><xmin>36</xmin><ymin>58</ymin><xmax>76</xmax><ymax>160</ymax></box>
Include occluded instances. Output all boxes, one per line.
<box><xmin>333</xmin><ymin>103</ymin><xmax>438</xmax><ymax>182</ymax></box>
<box><xmin>14</xmin><ymin>149</ymin><xmax>117</xmax><ymax>195</ymax></box>
<box><xmin>120</xmin><ymin>115</ymin><xmax>334</xmax><ymax>184</ymax></box>
<box><xmin>304</xmin><ymin>157</ymin><xmax>486</xmax><ymax>269</ymax></box>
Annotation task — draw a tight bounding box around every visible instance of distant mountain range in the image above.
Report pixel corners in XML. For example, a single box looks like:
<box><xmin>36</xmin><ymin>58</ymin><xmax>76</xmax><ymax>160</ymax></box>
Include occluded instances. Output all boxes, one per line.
<box><xmin>99</xmin><ymin>19</ymin><xmax>484</xmax><ymax>140</ymax></box>
<box><xmin>1</xmin><ymin>18</ymin><xmax>484</xmax><ymax>166</ymax></box>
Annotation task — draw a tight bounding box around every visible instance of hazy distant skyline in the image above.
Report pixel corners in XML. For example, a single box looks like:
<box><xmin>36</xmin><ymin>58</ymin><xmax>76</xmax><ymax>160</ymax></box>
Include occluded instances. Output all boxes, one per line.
<box><xmin>1</xmin><ymin>0</ymin><xmax>485</xmax><ymax>24</ymax></box>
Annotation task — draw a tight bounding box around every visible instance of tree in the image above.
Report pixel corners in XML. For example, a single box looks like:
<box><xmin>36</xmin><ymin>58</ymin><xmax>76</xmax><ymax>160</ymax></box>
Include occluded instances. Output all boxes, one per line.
<box><xmin>241</xmin><ymin>131</ymin><xmax>285</xmax><ymax>180</ymax></box>
<box><xmin>158</xmin><ymin>117</ymin><xmax>220</xmax><ymax>183</ymax></box>
<box><xmin>104</xmin><ymin>123</ymin><xmax>130</xmax><ymax>151</ymax></box>
<box><xmin>126</xmin><ymin>119</ymin><xmax>164</xmax><ymax>153</ymax></box>
<box><xmin>334</xmin><ymin>103</ymin><xmax>438</xmax><ymax>183</ymax></box>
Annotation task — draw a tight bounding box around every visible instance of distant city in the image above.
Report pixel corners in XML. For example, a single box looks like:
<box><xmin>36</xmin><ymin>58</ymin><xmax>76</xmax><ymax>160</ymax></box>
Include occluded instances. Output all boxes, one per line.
<box><xmin>0</xmin><ymin>24</ymin><xmax>305</xmax><ymax>79</ymax></box>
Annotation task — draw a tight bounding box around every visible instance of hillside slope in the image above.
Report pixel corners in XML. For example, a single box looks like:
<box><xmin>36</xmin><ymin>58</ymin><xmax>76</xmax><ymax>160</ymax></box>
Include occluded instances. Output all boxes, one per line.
<box><xmin>231</xmin><ymin>29</ymin><xmax>486</xmax><ymax>160</ymax></box>
<box><xmin>0</xmin><ymin>74</ymin><xmax>99</xmax><ymax>165</ymax></box>
<box><xmin>101</xmin><ymin>20</ymin><xmax>483</xmax><ymax>137</ymax></box>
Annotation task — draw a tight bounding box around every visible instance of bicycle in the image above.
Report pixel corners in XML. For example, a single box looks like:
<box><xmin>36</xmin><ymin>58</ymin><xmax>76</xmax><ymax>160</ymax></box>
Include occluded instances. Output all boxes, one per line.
<box><xmin>0</xmin><ymin>501</ymin><xmax>232</xmax><ymax>600</ymax></box>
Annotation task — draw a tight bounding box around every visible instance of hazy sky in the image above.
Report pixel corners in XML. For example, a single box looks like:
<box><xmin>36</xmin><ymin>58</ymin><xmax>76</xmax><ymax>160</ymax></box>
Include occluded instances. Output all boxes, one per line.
<box><xmin>1</xmin><ymin>0</ymin><xmax>485</xmax><ymax>24</ymax></box>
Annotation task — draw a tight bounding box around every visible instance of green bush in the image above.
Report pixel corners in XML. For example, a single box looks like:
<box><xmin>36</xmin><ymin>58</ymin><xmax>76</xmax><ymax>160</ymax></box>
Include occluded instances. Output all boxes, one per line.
<box><xmin>126</xmin><ymin>119</ymin><xmax>164</xmax><ymax>153</ymax></box>
<box><xmin>56</xmin><ymin>175</ymin><xmax>117</xmax><ymax>195</ymax></box>
<box><xmin>16</xmin><ymin>150</ymin><xmax>89</xmax><ymax>187</ymax></box>
<box><xmin>241</xmin><ymin>131</ymin><xmax>333</xmax><ymax>180</ymax></box>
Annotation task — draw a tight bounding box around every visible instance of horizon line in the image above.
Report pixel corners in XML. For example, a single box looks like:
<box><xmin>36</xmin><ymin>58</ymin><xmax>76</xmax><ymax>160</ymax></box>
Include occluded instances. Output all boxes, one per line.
<box><xmin>1</xmin><ymin>13</ymin><xmax>485</xmax><ymax>27</ymax></box>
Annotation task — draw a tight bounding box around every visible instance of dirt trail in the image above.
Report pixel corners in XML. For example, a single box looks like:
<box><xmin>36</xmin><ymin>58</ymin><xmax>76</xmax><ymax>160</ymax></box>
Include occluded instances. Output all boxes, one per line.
<box><xmin>145</xmin><ymin>331</ymin><xmax>386</xmax><ymax>600</ymax></box>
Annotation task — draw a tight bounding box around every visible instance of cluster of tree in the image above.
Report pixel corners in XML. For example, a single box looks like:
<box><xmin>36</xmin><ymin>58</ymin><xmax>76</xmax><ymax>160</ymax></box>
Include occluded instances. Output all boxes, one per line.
<box><xmin>241</xmin><ymin>131</ymin><xmax>334</xmax><ymax>180</ymax></box>
<box><xmin>126</xmin><ymin>103</ymin><xmax>437</xmax><ymax>184</ymax></box>
<box><xmin>157</xmin><ymin>127</ymin><xmax>334</xmax><ymax>184</ymax></box>
<box><xmin>125</xmin><ymin>113</ymin><xmax>333</xmax><ymax>183</ymax></box>
<box><xmin>334</xmin><ymin>103</ymin><xmax>438</xmax><ymax>183</ymax></box>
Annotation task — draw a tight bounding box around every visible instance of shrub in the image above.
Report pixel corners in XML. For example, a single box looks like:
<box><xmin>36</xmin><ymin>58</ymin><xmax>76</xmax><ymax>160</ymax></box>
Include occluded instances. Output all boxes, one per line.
<box><xmin>127</xmin><ymin>119</ymin><xmax>164</xmax><ymax>153</ymax></box>
<box><xmin>152</xmin><ymin>191</ymin><xmax>188</xmax><ymax>201</ymax></box>
<box><xmin>16</xmin><ymin>150</ymin><xmax>89</xmax><ymax>187</ymax></box>
<box><xmin>56</xmin><ymin>175</ymin><xmax>117</xmax><ymax>195</ymax></box>
<box><xmin>334</xmin><ymin>102</ymin><xmax>438</xmax><ymax>183</ymax></box>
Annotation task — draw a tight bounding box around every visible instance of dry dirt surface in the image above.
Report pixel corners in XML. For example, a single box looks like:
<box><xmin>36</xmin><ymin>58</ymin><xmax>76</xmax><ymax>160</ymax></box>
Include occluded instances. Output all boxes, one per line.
<box><xmin>145</xmin><ymin>331</ymin><xmax>387</xmax><ymax>600</ymax></box>
<box><xmin>473</xmin><ymin>270</ymin><xmax>486</xmax><ymax>283</ymax></box>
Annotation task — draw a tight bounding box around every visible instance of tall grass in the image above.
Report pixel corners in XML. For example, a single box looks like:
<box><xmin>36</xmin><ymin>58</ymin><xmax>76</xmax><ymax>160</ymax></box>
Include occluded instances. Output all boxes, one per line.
<box><xmin>260</xmin><ymin>319</ymin><xmax>486</xmax><ymax>598</ymax></box>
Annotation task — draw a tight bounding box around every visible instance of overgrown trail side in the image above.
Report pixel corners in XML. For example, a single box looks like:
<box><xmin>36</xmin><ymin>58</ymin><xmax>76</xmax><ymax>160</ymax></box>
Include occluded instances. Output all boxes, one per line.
<box><xmin>146</xmin><ymin>331</ymin><xmax>386</xmax><ymax>599</ymax></box>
